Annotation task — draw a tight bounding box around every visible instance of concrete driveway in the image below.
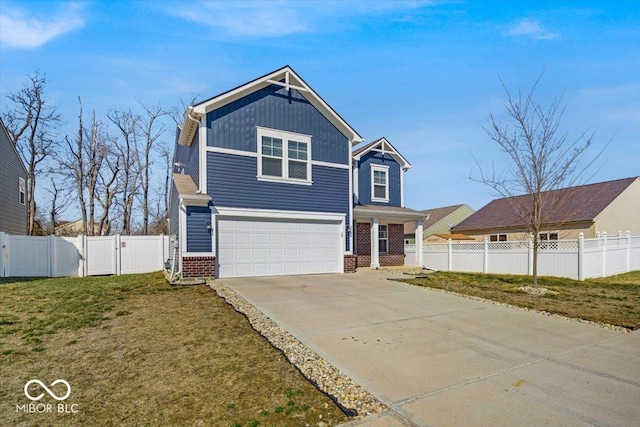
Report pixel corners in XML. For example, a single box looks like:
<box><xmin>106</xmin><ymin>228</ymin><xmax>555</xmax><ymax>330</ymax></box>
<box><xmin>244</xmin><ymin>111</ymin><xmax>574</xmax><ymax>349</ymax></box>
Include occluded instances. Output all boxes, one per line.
<box><xmin>217</xmin><ymin>270</ymin><xmax>640</xmax><ymax>427</ymax></box>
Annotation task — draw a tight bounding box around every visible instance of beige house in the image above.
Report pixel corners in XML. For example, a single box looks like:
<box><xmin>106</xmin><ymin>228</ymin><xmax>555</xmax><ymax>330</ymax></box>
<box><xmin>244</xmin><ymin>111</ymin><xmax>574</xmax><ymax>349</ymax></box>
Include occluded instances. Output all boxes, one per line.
<box><xmin>404</xmin><ymin>204</ymin><xmax>474</xmax><ymax>243</ymax></box>
<box><xmin>452</xmin><ymin>177</ymin><xmax>640</xmax><ymax>241</ymax></box>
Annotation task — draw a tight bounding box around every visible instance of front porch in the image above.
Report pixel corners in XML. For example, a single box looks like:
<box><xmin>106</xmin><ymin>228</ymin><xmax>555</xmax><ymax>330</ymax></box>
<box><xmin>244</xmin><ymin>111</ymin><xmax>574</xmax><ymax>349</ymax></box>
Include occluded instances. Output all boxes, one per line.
<box><xmin>352</xmin><ymin>205</ymin><xmax>427</xmax><ymax>269</ymax></box>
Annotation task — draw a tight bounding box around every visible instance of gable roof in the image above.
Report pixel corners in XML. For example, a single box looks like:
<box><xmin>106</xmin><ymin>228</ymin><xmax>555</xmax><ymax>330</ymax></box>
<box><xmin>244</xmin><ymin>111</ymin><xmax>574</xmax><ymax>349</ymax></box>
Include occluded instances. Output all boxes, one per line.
<box><xmin>403</xmin><ymin>204</ymin><xmax>469</xmax><ymax>234</ymax></box>
<box><xmin>453</xmin><ymin>177</ymin><xmax>639</xmax><ymax>233</ymax></box>
<box><xmin>352</xmin><ymin>137</ymin><xmax>411</xmax><ymax>169</ymax></box>
<box><xmin>179</xmin><ymin>65</ymin><xmax>363</xmax><ymax>146</ymax></box>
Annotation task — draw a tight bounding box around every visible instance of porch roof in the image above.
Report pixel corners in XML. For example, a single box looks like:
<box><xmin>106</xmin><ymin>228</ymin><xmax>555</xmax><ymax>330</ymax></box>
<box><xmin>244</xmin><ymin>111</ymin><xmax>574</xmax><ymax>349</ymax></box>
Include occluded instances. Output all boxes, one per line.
<box><xmin>173</xmin><ymin>173</ymin><xmax>211</xmax><ymax>206</ymax></box>
<box><xmin>354</xmin><ymin>204</ymin><xmax>428</xmax><ymax>222</ymax></box>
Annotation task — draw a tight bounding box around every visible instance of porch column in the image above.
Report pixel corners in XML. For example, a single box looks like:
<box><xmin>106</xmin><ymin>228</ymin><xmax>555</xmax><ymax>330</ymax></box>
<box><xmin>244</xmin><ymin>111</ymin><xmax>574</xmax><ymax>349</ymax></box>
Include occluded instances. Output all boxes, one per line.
<box><xmin>415</xmin><ymin>220</ymin><xmax>423</xmax><ymax>267</ymax></box>
<box><xmin>371</xmin><ymin>217</ymin><xmax>380</xmax><ymax>269</ymax></box>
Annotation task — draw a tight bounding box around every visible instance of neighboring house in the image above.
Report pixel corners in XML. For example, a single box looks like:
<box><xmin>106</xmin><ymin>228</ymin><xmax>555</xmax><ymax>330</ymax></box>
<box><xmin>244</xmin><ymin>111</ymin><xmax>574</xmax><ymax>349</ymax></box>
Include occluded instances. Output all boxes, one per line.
<box><xmin>53</xmin><ymin>219</ymin><xmax>104</xmax><ymax>236</ymax></box>
<box><xmin>170</xmin><ymin>66</ymin><xmax>426</xmax><ymax>278</ymax></box>
<box><xmin>452</xmin><ymin>177</ymin><xmax>640</xmax><ymax>241</ymax></box>
<box><xmin>403</xmin><ymin>204</ymin><xmax>474</xmax><ymax>244</ymax></box>
<box><xmin>0</xmin><ymin>119</ymin><xmax>28</xmax><ymax>235</ymax></box>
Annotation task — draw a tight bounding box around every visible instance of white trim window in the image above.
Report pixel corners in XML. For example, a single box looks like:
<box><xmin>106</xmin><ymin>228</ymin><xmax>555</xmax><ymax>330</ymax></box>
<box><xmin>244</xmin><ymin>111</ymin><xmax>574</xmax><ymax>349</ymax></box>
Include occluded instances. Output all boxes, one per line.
<box><xmin>379</xmin><ymin>224</ymin><xmax>388</xmax><ymax>253</ymax></box>
<box><xmin>19</xmin><ymin>177</ymin><xmax>26</xmax><ymax>205</ymax></box>
<box><xmin>257</xmin><ymin>127</ymin><xmax>312</xmax><ymax>184</ymax></box>
<box><xmin>490</xmin><ymin>234</ymin><xmax>507</xmax><ymax>242</ymax></box>
<box><xmin>371</xmin><ymin>164</ymin><xmax>389</xmax><ymax>202</ymax></box>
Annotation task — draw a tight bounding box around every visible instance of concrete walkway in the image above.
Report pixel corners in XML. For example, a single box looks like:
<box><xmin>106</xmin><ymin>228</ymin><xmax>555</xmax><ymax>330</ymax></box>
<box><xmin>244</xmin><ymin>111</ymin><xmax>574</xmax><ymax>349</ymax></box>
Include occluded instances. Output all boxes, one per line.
<box><xmin>217</xmin><ymin>270</ymin><xmax>640</xmax><ymax>427</ymax></box>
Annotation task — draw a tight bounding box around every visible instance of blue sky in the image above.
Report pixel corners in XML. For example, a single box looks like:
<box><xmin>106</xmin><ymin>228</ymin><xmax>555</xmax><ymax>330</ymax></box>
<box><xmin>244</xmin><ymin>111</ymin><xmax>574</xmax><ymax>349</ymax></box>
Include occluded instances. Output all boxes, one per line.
<box><xmin>1</xmin><ymin>0</ymin><xmax>638</xmax><ymax>213</ymax></box>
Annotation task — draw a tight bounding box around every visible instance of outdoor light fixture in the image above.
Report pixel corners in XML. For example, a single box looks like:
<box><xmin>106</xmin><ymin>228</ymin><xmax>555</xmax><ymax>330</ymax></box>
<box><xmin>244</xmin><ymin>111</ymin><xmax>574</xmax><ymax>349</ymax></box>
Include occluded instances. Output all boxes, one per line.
<box><xmin>205</xmin><ymin>222</ymin><xmax>212</xmax><ymax>231</ymax></box>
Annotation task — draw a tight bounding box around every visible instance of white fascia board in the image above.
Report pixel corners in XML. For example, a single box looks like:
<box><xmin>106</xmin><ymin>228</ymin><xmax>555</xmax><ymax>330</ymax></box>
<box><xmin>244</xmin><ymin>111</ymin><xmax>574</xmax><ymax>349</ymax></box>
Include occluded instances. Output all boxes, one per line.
<box><xmin>180</xmin><ymin>195</ymin><xmax>211</xmax><ymax>207</ymax></box>
<box><xmin>199</xmin><ymin>117</ymin><xmax>207</xmax><ymax>194</ymax></box>
<box><xmin>206</xmin><ymin>146</ymin><xmax>350</xmax><ymax>169</ymax></box>
<box><xmin>214</xmin><ymin>206</ymin><xmax>346</xmax><ymax>222</ymax></box>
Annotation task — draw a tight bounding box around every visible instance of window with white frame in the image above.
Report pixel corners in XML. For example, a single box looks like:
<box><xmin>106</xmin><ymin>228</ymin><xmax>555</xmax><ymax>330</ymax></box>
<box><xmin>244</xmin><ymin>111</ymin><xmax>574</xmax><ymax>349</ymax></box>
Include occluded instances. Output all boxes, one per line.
<box><xmin>19</xmin><ymin>177</ymin><xmax>25</xmax><ymax>205</ymax></box>
<box><xmin>379</xmin><ymin>224</ymin><xmax>388</xmax><ymax>253</ymax></box>
<box><xmin>489</xmin><ymin>234</ymin><xmax>507</xmax><ymax>242</ymax></box>
<box><xmin>371</xmin><ymin>164</ymin><xmax>389</xmax><ymax>202</ymax></box>
<box><xmin>257</xmin><ymin>128</ymin><xmax>311</xmax><ymax>184</ymax></box>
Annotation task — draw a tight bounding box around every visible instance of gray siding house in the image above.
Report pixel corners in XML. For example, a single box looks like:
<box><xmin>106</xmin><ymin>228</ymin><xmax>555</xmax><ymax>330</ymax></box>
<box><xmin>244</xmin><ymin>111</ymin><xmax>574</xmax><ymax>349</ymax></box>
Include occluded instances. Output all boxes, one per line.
<box><xmin>170</xmin><ymin>66</ymin><xmax>426</xmax><ymax>278</ymax></box>
<box><xmin>0</xmin><ymin>119</ymin><xmax>28</xmax><ymax>235</ymax></box>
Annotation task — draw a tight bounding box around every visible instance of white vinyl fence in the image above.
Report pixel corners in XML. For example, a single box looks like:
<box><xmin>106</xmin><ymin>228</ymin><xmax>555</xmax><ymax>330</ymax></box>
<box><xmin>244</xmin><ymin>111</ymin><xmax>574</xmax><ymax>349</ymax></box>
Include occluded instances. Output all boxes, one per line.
<box><xmin>406</xmin><ymin>232</ymin><xmax>640</xmax><ymax>281</ymax></box>
<box><xmin>0</xmin><ymin>232</ymin><xmax>169</xmax><ymax>278</ymax></box>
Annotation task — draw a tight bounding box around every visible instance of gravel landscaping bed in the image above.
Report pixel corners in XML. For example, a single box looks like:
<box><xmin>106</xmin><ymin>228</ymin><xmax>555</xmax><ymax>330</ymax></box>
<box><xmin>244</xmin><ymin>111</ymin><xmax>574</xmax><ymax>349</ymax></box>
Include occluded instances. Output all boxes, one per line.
<box><xmin>208</xmin><ymin>280</ymin><xmax>387</xmax><ymax>419</ymax></box>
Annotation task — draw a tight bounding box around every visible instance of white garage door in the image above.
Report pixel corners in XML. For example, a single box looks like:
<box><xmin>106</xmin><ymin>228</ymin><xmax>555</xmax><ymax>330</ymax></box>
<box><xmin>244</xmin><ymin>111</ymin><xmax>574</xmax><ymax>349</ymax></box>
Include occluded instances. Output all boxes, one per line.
<box><xmin>217</xmin><ymin>217</ymin><xmax>343</xmax><ymax>278</ymax></box>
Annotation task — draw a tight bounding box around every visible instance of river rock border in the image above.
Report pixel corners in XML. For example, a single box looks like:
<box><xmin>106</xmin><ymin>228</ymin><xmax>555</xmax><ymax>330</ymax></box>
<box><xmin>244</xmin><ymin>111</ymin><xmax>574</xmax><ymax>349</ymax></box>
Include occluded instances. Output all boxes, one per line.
<box><xmin>208</xmin><ymin>280</ymin><xmax>387</xmax><ymax>418</ymax></box>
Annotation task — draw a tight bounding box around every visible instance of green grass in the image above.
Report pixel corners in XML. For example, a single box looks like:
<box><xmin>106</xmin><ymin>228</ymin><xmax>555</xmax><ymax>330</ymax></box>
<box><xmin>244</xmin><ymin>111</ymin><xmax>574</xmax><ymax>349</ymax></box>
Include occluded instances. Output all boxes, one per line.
<box><xmin>400</xmin><ymin>270</ymin><xmax>640</xmax><ymax>330</ymax></box>
<box><xmin>0</xmin><ymin>273</ymin><xmax>347</xmax><ymax>426</ymax></box>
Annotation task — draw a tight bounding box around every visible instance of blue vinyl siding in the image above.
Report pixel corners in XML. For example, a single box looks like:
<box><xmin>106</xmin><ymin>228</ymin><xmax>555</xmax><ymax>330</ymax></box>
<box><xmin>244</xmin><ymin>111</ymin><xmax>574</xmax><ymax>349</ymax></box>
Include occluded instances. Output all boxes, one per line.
<box><xmin>207</xmin><ymin>85</ymin><xmax>349</xmax><ymax>165</ymax></box>
<box><xmin>208</xmin><ymin>152</ymin><xmax>351</xmax><ymax>251</ymax></box>
<box><xmin>357</xmin><ymin>151</ymin><xmax>402</xmax><ymax>207</ymax></box>
<box><xmin>173</xmin><ymin>126</ymin><xmax>200</xmax><ymax>188</ymax></box>
<box><xmin>186</xmin><ymin>206</ymin><xmax>212</xmax><ymax>252</ymax></box>
<box><xmin>169</xmin><ymin>181</ymin><xmax>180</xmax><ymax>237</ymax></box>
<box><xmin>0</xmin><ymin>124</ymin><xmax>28</xmax><ymax>235</ymax></box>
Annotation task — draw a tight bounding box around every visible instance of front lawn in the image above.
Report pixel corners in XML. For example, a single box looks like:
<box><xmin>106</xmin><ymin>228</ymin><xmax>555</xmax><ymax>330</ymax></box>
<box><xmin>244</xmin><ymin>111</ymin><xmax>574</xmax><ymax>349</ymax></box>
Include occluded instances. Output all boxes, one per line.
<box><xmin>400</xmin><ymin>271</ymin><xmax>640</xmax><ymax>330</ymax></box>
<box><xmin>0</xmin><ymin>273</ymin><xmax>348</xmax><ymax>426</ymax></box>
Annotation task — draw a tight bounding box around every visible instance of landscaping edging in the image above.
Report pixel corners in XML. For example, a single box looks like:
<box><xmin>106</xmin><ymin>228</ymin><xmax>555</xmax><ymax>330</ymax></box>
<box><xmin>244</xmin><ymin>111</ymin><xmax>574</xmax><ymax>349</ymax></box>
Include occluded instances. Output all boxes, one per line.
<box><xmin>207</xmin><ymin>280</ymin><xmax>386</xmax><ymax>419</ymax></box>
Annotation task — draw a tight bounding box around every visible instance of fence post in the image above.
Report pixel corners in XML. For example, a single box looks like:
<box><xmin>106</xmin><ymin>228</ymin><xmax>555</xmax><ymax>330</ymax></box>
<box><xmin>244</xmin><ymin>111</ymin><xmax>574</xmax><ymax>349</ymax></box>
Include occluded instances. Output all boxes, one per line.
<box><xmin>528</xmin><ymin>234</ymin><xmax>533</xmax><ymax>276</ymax></box>
<box><xmin>447</xmin><ymin>238</ymin><xmax>452</xmax><ymax>272</ymax></box>
<box><xmin>626</xmin><ymin>230</ymin><xmax>631</xmax><ymax>273</ymax></box>
<box><xmin>483</xmin><ymin>237</ymin><xmax>489</xmax><ymax>273</ymax></box>
<box><xmin>602</xmin><ymin>231</ymin><xmax>607</xmax><ymax>278</ymax></box>
<box><xmin>77</xmin><ymin>234</ymin><xmax>84</xmax><ymax>277</ymax></box>
<box><xmin>159</xmin><ymin>234</ymin><xmax>165</xmax><ymax>270</ymax></box>
<box><xmin>48</xmin><ymin>235</ymin><xmax>54</xmax><ymax>277</ymax></box>
<box><xmin>115</xmin><ymin>234</ymin><xmax>122</xmax><ymax>275</ymax></box>
<box><xmin>578</xmin><ymin>232</ymin><xmax>584</xmax><ymax>281</ymax></box>
<box><xmin>0</xmin><ymin>232</ymin><xmax>5</xmax><ymax>277</ymax></box>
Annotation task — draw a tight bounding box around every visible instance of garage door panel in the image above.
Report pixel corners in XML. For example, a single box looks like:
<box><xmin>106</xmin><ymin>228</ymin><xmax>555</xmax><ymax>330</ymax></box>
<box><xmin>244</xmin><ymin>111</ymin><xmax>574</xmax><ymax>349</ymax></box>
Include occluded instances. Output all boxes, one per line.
<box><xmin>217</xmin><ymin>216</ymin><xmax>342</xmax><ymax>278</ymax></box>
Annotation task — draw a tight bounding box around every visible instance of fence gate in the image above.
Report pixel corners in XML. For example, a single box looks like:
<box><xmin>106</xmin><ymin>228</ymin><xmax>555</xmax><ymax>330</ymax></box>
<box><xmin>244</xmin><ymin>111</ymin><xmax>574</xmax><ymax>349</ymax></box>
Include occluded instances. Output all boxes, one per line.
<box><xmin>85</xmin><ymin>236</ymin><xmax>117</xmax><ymax>276</ymax></box>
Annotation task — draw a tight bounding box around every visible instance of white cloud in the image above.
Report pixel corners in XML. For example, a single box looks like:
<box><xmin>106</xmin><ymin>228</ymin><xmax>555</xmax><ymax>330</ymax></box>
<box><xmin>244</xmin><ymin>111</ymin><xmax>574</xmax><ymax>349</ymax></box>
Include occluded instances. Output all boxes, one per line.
<box><xmin>505</xmin><ymin>19</ymin><xmax>558</xmax><ymax>41</ymax></box>
<box><xmin>0</xmin><ymin>2</ymin><xmax>85</xmax><ymax>49</ymax></box>
<box><xmin>167</xmin><ymin>0</ymin><xmax>436</xmax><ymax>38</ymax></box>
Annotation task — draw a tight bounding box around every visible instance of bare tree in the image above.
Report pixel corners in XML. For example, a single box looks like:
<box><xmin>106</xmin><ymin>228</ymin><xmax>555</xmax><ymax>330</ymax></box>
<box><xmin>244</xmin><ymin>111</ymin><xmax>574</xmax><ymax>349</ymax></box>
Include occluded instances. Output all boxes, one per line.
<box><xmin>137</xmin><ymin>101</ymin><xmax>168</xmax><ymax>234</ymax></box>
<box><xmin>47</xmin><ymin>178</ymin><xmax>71</xmax><ymax>235</ymax></box>
<box><xmin>108</xmin><ymin>109</ymin><xmax>140</xmax><ymax>235</ymax></box>
<box><xmin>473</xmin><ymin>75</ymin><xmax>605</xmax><ymax>287</ymax></box>
<box><xmin>2</xmin><ymin>72</ymin><xmax>61</xmax><ymax>235</ymax></box>
<box><xmin>96</xmin><ymin>148</ymin><xmax>122</xmax><ymax>236</ymax></box>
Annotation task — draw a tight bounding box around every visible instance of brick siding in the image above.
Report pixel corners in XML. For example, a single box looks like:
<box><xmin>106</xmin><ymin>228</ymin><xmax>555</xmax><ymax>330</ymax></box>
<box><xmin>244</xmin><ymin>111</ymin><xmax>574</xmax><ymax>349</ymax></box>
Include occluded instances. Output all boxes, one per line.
<box><xmin>182</xmin><ymin>256</ymin><xmax>216</xmax><ymax>278</ymax></box>
<box><xmin>355</xmin><ymin>222</ymin><xmax>405</xmax><ymax>267</ymax></box>
<box><xmin>344</xmin><ymin>254</ymin><xmax>357</xmax><ymax>273</ymax></box>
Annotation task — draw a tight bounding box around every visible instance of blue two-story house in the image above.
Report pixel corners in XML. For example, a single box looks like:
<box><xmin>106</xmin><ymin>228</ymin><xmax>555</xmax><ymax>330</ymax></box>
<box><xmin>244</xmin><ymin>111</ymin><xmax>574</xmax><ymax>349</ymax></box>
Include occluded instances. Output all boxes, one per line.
<box><xmin>170</xmin><ymin>66</ymin><xmax>426</xmax><ymax>278</ymax></box>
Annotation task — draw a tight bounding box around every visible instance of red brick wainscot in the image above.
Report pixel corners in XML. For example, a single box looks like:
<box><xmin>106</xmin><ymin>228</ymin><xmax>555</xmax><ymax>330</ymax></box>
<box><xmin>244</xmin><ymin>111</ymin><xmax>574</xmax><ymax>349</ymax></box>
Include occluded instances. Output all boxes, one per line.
<box><xmin>355</xmin><ymin>223</ymin><xmax>405</xmax><ymax>267</ymax></box>
<box><xmin>344</xmin><ymin>254</ymin><xmax>357</xmax><ymax>273</ymax></box>
<box><xmin>182</xmin><ymin>256</ymin><xmax>216</xmax><ymax>278</ymax></box>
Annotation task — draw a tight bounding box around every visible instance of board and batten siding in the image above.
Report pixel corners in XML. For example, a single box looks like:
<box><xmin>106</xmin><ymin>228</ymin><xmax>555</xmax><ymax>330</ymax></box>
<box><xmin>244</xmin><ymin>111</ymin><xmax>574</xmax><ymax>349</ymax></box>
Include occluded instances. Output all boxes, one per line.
<box><xmin>0</xmin><ymin>125</ymin><xmax>28</xmax><ymax>235</ymax></box>
<box><xmin>357</xmin><ymin>151</ymin><xmax>402</xmax><ymax>207</ymax></box>
<box><xmin>186</xmin><ymin>206</ymin><xmax>212</xmax><ymax>252</ymax></box>
<box><xmin>207</xmin><ymin>85</ymin><xmax>350</xmax><ymax>165</ymax></box>
<box><xmin>208</xmin><ymin>152</ymin><xmax>351</xmax><ymax>251</ymax></box>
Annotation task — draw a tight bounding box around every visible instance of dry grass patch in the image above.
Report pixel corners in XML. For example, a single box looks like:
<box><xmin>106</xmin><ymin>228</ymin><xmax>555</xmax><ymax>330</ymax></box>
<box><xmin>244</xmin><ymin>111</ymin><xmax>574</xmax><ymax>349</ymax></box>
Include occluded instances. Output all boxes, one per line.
<box><xmin>0</xmin><ymin>273</ymin><xmax>347</xmax><ymax>426</ymax></box>
<box><xmin>401</xmin><ymin>270</ymin><xmax>640</xmax><ymax>330</ymax></box>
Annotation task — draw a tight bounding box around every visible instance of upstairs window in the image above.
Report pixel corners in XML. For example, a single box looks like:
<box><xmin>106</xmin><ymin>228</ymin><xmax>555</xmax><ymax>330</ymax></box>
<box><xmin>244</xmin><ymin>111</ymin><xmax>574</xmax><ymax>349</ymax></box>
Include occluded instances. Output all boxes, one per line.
<box><xmin>371</xmin><ymin>164</ymin><xmax>389</xmax><ymax>202</ymax></box>
<box><xmin>19</xmin><ymin>177</ymin><xmax>25</xmax><ymax>205</ymax></box>
<box><xmin>257</xmin><ymin>128</ymin><xmax>311</xmax><ymax>184</ymax></box>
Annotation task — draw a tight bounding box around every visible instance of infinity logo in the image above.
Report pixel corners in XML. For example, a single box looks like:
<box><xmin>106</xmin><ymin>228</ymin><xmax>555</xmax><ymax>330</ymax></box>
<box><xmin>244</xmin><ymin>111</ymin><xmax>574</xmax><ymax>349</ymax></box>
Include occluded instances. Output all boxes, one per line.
<box><xmin>24</xmin><ymin>379</ymin><xmax>71</xmax><ymax>401</ymax></box>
